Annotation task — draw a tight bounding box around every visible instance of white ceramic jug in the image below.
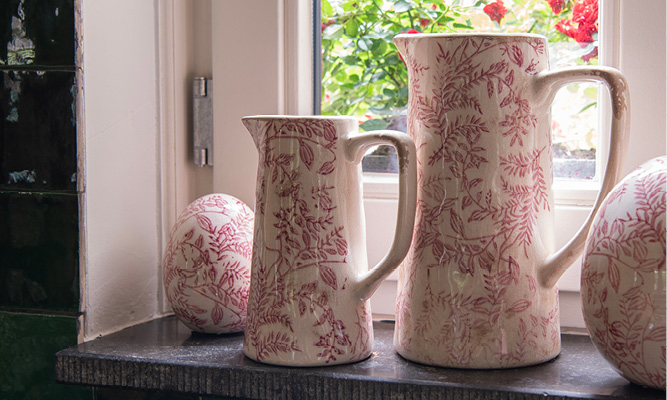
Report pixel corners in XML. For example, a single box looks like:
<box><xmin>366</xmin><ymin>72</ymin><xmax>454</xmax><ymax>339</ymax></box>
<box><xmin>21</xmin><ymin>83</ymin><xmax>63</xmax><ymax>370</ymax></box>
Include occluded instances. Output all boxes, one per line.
<box><xmin>393</xmin><ymin>33</ymin><xmax>630</xmax><ymax>369</ymax></box>
<box><xmin>242</xmin><ymin>116</ymin><xmax>417</xmax><ymax>366</ymax></box>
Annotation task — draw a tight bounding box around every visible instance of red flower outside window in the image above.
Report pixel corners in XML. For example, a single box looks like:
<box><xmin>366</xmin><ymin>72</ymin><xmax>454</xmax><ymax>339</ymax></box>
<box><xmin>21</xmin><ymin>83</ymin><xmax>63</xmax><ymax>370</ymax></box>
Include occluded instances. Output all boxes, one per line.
<box><xmin>554</xmin><ymin>0</ymin><xmax>598</xmax><ymax>62</ymax></box>
<box><xmin>547</xmin><ymin>0</ymin><xmax>566</xmax><ymax>15</ymax></box>
<box><xmin>484</xmin><ymin>0</ymin><xmax>507</xmax><ymax>24</ymax></box>
<box><xmin>573</xmin><ymin>0</ymin><xmax>598</xmax><ymax>28</ymax></box>
<box><xmin>555</xmin><ymin>19</ymin><xmax>576</xmax><ymax>37</ymax></box>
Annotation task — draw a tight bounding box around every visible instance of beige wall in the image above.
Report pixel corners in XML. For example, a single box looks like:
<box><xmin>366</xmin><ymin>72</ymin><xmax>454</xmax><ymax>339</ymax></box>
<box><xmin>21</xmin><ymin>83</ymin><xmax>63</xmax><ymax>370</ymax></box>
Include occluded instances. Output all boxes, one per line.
<box><xmin>81</xmin><ymin>0</ymin><xmax>160</xmax><ymax>340</ymax></box>
<box><xmin>81</xmin><ymin>0</ymin><xmax>215</xmax><ymax>340</ymax></box>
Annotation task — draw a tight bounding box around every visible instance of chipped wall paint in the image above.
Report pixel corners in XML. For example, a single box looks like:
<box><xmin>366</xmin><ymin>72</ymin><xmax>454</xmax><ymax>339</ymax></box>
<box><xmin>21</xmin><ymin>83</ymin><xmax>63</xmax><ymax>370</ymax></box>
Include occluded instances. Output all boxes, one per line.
<box><xmin>7</xmin><ymin>169</ymin><xmax>36</xmax><ymax>184</ymax></box>
<box><xmin>4</xmin><ymin>71</ymin><xmax>21</xmax><ymax>122</ymax></box>
<box><xmin>3</xmin><ymin>0</ymin><xmax>37</xmax><ymax>123</ymax></box>
<box><xmin>7</xmin><ymin>0</ymin><xmax>35</xmax><ymax>65</ymax></box>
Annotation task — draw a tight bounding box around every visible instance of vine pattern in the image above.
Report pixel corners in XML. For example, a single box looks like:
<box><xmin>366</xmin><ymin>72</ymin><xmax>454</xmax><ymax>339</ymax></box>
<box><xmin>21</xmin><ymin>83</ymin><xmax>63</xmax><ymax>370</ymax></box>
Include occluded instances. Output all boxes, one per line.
<box><xmin>582</xmin><ymin>157</ymin><xmax>666</xmax><ymax>388</ymax></box>
<box><xmin>243</xmin><ymin>119</ymin><xmax>372</xmax><ymax>365</ymax></box>
<box><xmin>396</xmin><ymin>36</ymin><xmax>559</xmax><ymax>367</ymax></box>
<box><xmin>163</xmin><ymin>194</ymin><xmax>253</xmax><ymax>334</ymax></box>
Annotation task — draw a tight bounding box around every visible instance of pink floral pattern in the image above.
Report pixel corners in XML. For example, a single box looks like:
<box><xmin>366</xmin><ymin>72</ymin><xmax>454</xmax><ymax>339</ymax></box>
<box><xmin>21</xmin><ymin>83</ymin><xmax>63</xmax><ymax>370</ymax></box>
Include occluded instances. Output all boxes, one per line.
<box><xmin>163</xmin><ymin>194</ymin><xmax>253</xmax><ymax>334</ymax></box>
<box><xmin>242</xmin><ymin>118</ymin><xmax>372</xmax><ymax>366</ymax></box>
<box><xmin>582</xmin><ymin>157</ymin><xmax>666</xmax><ymax>389</ymax></box>
<box><xmin>394</xmin><ymin>35</ymin><xmax>560</xmax><ymax>368</ymax></box>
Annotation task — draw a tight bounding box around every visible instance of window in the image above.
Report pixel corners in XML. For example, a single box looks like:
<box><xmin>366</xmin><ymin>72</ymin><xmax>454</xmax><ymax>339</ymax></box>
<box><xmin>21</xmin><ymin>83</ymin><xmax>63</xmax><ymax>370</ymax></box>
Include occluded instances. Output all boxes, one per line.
<box><xmin>203</xmin><ymin>0</ymin><xmax>664</xmax><ymax>328</ymax></box>
<box><xmin>320</xmin><ymin>0</ymin><xmax>602</xmax><ymax>183</ymax></box>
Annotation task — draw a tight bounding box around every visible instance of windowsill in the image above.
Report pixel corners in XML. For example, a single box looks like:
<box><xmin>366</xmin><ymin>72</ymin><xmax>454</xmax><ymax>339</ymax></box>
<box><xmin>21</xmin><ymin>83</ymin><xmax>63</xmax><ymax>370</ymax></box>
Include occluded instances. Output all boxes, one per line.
<box><xmin>362</xmin><ymin>171</ymin><xmax>602</xmax><ymax>205</ymax></box>
<box><xmin>55</xmin><ymin>316</ymin><xmax>662</xmax><ymax>400</ymax></box>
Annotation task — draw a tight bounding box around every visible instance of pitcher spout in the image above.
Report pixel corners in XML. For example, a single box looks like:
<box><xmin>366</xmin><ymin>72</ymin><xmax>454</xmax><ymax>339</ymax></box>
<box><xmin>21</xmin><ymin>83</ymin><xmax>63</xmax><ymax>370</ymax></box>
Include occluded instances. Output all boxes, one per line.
<box><xmin>393</xmin><ymin>34</ymin><xmax>412</xmax><ymax>68</ymax></box>
<box><xmin>241</xmin><ymin>116</ymin><xmax>263</xmax><ymax>151</ymax></box>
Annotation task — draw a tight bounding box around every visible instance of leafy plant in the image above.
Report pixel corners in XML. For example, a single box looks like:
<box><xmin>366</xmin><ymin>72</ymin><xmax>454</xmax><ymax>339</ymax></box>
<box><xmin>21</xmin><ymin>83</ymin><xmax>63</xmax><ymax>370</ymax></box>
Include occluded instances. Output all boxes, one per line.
<box><xmin>321</xmin><ymin>0</ymin><xmax>598</xmax><ymax>133</ymax></box>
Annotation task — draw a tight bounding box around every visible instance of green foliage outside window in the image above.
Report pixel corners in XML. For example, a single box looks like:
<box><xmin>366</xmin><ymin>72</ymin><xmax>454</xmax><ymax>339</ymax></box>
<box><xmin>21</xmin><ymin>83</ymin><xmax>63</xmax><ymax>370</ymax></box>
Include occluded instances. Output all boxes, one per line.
<box><xmin>321</xmin><ymin>0</ymin><xmax>599</xmax><ymax>134</ymax></box>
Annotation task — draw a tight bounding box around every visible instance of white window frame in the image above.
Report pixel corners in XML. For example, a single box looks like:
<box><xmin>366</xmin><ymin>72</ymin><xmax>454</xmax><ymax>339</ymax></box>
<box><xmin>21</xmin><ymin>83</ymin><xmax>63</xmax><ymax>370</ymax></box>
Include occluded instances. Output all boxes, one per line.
<box><xmin>208</xmin><ymin>0</ymin><xmax>665</xmax><ymax>327</ymax></box>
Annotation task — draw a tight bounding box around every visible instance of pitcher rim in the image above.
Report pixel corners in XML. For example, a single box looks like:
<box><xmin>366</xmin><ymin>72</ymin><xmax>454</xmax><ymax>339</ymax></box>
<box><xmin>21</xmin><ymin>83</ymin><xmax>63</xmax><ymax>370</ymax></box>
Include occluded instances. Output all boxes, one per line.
<box><xmin>394</xmin><ymin>32</ymin><xmax>546</xmax><ymax>41</ymax></box>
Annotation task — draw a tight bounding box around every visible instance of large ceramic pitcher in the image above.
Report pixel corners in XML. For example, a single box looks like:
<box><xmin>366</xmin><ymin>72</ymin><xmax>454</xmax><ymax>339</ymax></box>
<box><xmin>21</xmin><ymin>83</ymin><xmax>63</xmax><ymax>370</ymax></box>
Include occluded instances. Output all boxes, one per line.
<box><xmin>393</xmin><ymin>33</ymin><xmax>630</xmax><ymax>369</ymax></box>
<box><xmin>242</xmin><ymin>116</ymin><xmax>416</xmax><ymax>366</ymax></box>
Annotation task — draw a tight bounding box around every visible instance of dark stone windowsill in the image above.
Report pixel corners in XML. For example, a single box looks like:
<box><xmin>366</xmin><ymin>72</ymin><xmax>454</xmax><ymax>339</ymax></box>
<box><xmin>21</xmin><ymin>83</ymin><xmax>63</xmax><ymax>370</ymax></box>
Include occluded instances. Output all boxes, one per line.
<box><xmin>55</xmin><ymin>316</ymin><xmax>662</xmax><ymax>400</ymax></box>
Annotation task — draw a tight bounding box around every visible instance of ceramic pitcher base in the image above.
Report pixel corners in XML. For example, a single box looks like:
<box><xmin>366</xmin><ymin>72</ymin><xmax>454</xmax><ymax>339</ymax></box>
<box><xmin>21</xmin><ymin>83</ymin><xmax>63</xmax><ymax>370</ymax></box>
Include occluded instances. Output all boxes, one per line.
<box><xmin>242</xmin><ymin>348</ymin><xmax>373</xmax><ymax>367</ymax></box>
<box><xmin>394</xmin><ymin>342</ymin><xmax>561</xmax><ymax>370</ymax></box>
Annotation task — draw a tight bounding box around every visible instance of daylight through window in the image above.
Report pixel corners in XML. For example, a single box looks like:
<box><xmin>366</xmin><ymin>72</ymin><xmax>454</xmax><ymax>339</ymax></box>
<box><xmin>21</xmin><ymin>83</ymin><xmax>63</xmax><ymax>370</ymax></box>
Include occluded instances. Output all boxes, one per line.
<box><xmin>319</xmin><ymin>0</ymin><xmax>600</xmax><ymax>179</ymax></box>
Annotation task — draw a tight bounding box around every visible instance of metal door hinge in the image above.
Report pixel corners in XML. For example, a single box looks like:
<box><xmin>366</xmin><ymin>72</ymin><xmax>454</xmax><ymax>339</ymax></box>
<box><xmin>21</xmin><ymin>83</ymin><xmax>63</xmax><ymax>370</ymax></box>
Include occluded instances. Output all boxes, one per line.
<box><xmin>193</xmin><ymin>77</ymin><xmax>213</xmax><ymax>167</ymax></box>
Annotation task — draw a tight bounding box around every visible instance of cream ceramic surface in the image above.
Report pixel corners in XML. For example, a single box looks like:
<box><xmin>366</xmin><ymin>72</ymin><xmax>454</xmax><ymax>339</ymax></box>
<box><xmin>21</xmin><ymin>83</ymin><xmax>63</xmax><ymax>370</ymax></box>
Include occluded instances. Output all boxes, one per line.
<box><xmin>393</xmin><ymin>33</ymin><xmax>630</xmax><ymax>369</ymax></box>
<box><xmin>163</xmin><ymin>194</ymin><xmax>253</xmax><ymax>334</ymax></box>
<box><xmin>582</xmin><ymin>156</ymin><xmax>666</xmax><ymax>390</ymax></box>
<box><xmin>242</xmin><ymin>116</ymin><xmax>416</xmax><ymax>366</ymax></box>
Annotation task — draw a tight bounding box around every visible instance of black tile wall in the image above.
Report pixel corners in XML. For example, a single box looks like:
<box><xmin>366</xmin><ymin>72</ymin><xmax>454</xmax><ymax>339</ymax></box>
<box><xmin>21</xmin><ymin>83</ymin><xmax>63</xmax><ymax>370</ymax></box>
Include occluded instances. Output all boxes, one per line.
<box><xmin>0</xmin><ymin>191</ymin><xmax>79</xmax><ymax>312</ymax></box>
<box><xmin>0</xmin><ymin>0</ymin><xmax>75</xmax><ymax>67</ymax></box>
<box><xmin>1</xmin><ymin>70</ymin><xmax>77</xmax><ymax>193</ymax></box>
<box><xmin>0</xmin><ymin>0</ymin><xmax>79</xmax><ymax>310</ymax></box>
<box><xmin>0</xmin><ymin>1</ymin><xmax>83</xmax><ymax>397</ymax></box>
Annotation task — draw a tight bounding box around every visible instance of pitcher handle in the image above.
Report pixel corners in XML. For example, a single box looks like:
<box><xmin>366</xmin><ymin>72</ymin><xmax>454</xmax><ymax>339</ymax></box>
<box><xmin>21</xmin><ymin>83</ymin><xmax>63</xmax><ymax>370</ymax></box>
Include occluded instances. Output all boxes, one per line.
<box><xmin>344</xmin><ymin>130</ymin><xmax>417</xmax><ymax>302</ymax></box>
<box><xmin>533</xmin><ymin>66</ymin><xmax>630</xmax><ymax>289</ymax></box>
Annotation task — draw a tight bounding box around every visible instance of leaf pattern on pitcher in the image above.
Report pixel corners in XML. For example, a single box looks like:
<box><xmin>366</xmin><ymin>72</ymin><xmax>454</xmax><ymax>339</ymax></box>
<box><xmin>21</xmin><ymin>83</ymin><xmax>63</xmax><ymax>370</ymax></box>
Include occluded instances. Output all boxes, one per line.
<box><xmin>244</xmin><ymin>119</ymin><xmax>372</xmax><ymax>364</ymax></box>
<box><xmin>396</xmin><ymin>36</ymin><xmax>558</xmax><ymax>367</ymax></box>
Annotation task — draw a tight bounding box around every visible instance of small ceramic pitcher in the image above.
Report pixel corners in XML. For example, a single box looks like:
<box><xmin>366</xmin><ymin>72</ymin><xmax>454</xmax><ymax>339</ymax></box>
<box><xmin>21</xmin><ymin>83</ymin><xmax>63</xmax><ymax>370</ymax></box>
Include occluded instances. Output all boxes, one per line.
<box><xmin>242</xmin><ymin>116</ymin><xmax>416</xmax><ymax>366</ymax></box>
<box><xmin>393</xmin><ymin>33</ymin><xmax>630</xmax><ymax>369</ymax></box>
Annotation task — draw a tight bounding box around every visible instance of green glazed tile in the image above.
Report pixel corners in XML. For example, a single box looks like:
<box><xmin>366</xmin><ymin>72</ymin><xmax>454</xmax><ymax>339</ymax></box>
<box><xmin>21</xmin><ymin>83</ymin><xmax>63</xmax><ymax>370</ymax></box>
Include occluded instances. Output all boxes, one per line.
<box><xmin>94</xmin><ymin>388</ymin><xmax>238</xmax><ymax>400</ymax></box>
<box><xmin>0</xmin><ymin>191</ymin><xmax>79</xmax><ymax>312</ymax></box>
<box><xmin>0</xmin><ymin>0</ymin><xmax>75</xmax><ymax>67</ymax></box>
<box><xmin>0</xmin><ymin>310</ymin><xmax>91</xmax><ymax>400</ymax></box>
<box><xmin>95</xmin><ymin>388</ymin><xmax>207</xmax><ymax>400</ymax></box>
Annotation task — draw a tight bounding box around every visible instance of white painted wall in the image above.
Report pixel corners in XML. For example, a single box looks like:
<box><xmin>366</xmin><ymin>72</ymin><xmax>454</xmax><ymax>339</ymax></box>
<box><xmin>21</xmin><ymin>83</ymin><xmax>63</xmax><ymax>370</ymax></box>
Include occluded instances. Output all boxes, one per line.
<box><xmin>80</xmin><ymin>0</ymin><xmax>217</xmax><ymax>339</ymax></box>
<box><xmin>211</xmin><ymin>1</ymin><xmax>284</xmax><ymax>206</ymax></box>
<box><xmin>81</xmin><ymin>0</ymin><xmax>161</xmax><ymax>340</ymax></box>
<box><xmin>157</xmin><ymin>0</ymin><xmax>215</xmax><ymax>314</ymax></box>
<box><xmin>617</xmin><ymin>0</ymin><xmax>666</xmax><ymax>175</ymax></box>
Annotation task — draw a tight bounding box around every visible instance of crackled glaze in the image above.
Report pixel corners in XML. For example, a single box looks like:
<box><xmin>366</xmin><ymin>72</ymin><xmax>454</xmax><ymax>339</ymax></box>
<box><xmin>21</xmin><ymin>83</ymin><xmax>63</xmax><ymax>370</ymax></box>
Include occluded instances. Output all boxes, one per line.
<box><xmin>393</xmin><ymin>33</ymin><xmax>629</xmax><ymax>369</ymax></box>
<box><xmin>242</xmin><ymin>116</ymin><xmax>416</xmax><ymax>366</ymax></box>
<box><xmin>163</xmin><ymin>194</ymin><xmax>253</xmax><ymax>334</ymax></box>
<box><xmin>582</xmin><ymin>156</ymin><xmax>666</xmax><ymax>390</ymax></box>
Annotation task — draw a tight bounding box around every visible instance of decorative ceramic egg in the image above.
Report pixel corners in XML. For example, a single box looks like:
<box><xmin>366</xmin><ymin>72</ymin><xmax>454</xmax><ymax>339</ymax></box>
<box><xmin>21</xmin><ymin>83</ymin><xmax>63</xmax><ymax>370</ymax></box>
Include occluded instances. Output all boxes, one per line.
<box><xmin>581</xmin><ymin>156</ymin><xmax>666</xmax><ymax>389</ymax></box>
<box><xmin>163</xmin><ymin>194</ymin><xmax>253</xmax><ymax>334</ymax></box>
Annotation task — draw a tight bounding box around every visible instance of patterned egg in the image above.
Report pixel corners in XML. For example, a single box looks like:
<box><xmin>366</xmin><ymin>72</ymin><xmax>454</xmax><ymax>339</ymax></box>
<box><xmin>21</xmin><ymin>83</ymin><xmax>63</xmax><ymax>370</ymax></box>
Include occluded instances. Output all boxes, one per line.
<box><xmin>581</xmin><ymin>156</ymin><xmax>666</xmax><ymax>389</ymax></box>
<box><xmin>163</xmin><ymin>194</ymin><xmax>253</xmax><ymax>334</ymax></box>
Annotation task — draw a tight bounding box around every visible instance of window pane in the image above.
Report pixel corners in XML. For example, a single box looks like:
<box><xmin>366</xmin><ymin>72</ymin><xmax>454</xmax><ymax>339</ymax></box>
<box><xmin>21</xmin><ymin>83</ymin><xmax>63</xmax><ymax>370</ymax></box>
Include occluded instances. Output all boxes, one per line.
<box><xmin>320</xmin><ymin>0</ymin><xmax>600</xmax><ymax>178</ymax></box>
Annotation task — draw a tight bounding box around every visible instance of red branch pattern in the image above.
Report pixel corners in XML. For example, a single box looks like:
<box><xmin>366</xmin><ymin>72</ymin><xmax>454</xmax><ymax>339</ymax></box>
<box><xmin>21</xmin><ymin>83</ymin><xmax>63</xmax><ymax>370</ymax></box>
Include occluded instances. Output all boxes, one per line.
<box><xmin>244</xmin><ymin>119</ymin><xmax>372</xmax><ymax>365</ymax></box>
<box><xmin>396</xmin><ymin>36</ymin><xmax>558</xmax><ymax>368</ymax></box>
<box><xmin>582</xmin><ymin>158</ymin><xmax>666</xmax><ymax>388</ymax></box>
<box><xmin>163</xmin><ymin>194</ymin><xmax>253</xmax><ymax>334</ymax></box>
